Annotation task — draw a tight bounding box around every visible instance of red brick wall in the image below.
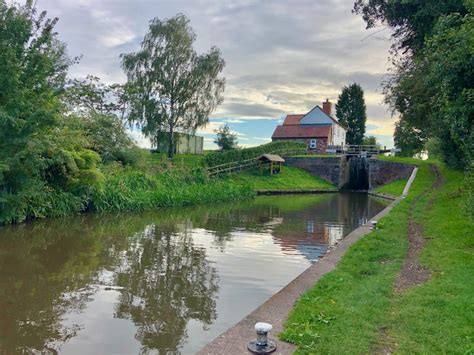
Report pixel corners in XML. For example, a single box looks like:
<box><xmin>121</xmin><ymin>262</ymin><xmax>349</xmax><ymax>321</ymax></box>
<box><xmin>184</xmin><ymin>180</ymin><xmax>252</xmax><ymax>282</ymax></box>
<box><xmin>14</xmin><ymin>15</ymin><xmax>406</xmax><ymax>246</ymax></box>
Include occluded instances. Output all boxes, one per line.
<box><xmin>305</xmin><ymin>138</ymin><xmax>328</xmax><ymax>153</ymax></box>
<box><xmin>272</xmin><ymin>137</ymin><xmax>328</xmax><ymax>153</ymax></box>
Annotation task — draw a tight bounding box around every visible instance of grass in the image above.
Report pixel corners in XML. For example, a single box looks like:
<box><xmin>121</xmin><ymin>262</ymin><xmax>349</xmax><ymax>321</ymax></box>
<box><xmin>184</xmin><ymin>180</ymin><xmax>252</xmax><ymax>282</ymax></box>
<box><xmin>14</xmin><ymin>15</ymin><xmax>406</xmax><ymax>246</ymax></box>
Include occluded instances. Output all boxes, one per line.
<box><xmin>90</xmin><ymin>168</ymin><xmax>254</xmax><ymax>212</ymax></box>
<box><xmin>376</xmin><ymin>155</ymin><xmax>421</xmax><ymax>165</ymax></box>
<box><xmin>373</xmin><ymin>178</ymin><xmax>408</xmax><ymax>197</ymax></box>
<box><xmin>226</xmin><ymin>166</ymin><xmax>336</xmax><ymax>192</ymax></box>
<box><xmin>281</xmin><ymin>158</ymin><xmax>474</xmax><ymax>354</ymax></box>
<box><xmin>145</xmin><ymin>152</ymin><xmax>204</xmax><ymax>168</ymax></box>
<box><xmin>90</xmin><ymin>163</ymin><xmax>335</xmax><ymax>214</ymax></box>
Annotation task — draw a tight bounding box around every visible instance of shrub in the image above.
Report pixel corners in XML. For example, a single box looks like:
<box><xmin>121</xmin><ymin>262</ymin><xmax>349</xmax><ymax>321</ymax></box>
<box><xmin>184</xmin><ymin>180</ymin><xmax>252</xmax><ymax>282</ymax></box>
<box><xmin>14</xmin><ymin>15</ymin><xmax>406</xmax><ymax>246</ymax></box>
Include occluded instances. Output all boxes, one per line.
<box><xmin>203</xmin><ymin>141</ymin><xmax>306</xmax><ymax>167</ymax></box>
<box><xmin>464</xmin><ymin>163</ymin><xmax>474</xmax><ymax>221</ymax></box>
<box><xmin>0</xmin><ymin>183</ymin><xmax>86</xmax><ymax>224</ymax></box>
<box><xmin>114</xmin><ymin>147</ymin><xmax>148</xmax><ymax>168</ymax></box>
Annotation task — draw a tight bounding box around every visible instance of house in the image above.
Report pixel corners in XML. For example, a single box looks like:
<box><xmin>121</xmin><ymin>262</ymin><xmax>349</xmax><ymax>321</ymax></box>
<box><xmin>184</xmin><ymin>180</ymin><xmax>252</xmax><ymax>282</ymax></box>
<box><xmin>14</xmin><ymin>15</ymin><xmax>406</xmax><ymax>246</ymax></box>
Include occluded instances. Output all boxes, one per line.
<box><xmin>271</xmin><ymin>99</ymin><xmax>346</xmax><ymax>153</ymax></box>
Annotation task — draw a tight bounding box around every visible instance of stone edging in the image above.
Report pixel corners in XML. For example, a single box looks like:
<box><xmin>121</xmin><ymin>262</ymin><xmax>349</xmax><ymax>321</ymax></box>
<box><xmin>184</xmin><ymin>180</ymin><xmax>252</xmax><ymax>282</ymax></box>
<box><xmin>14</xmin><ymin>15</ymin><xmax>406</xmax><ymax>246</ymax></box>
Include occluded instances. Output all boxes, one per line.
<box><xmin>256</xmin><ymin>189</ymin><xmax>338</xmax><ymax>195</ymax></box>
<box><xmin>197</xmin><ymin>167</ymin><xmax>419</xmax><ymax>355</ymax></box>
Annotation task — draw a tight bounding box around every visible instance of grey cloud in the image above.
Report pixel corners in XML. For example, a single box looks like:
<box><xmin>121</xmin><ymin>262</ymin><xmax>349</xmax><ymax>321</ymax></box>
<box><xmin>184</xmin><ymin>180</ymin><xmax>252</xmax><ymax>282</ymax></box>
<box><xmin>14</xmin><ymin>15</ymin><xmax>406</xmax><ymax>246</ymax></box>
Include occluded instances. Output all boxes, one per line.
<box><xmin>218</xmin><ymin>102</ymin><xmax>287</xmax><ymax>119</ymax></box>
<box><xmin>41</xmin><ymin>0</ymin><xmax>394</xmax><ymax>131</ymax></box>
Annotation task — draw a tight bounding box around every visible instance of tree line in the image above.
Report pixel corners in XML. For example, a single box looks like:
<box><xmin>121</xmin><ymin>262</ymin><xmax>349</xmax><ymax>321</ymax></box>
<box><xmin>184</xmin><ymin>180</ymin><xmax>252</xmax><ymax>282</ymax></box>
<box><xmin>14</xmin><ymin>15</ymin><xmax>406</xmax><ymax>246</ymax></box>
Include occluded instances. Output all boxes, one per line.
<box><xmin>0</xmin><ymin>1</ymin><xmax>224</xmax><ymax>223</ymax></box>
<box><xmin>354</xmin><ymin>0</ymin><xmax>473</xmax><ymax>170</ymax></box>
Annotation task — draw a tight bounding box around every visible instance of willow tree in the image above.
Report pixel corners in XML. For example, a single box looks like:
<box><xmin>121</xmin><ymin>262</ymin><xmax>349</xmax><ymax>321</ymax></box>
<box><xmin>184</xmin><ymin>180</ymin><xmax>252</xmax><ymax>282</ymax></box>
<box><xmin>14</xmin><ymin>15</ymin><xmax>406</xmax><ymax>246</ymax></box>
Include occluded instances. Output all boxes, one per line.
<box><xmin>121</xmin><ymin>14</ymin><xmax>225</xmax><ymax>159</ymax></box>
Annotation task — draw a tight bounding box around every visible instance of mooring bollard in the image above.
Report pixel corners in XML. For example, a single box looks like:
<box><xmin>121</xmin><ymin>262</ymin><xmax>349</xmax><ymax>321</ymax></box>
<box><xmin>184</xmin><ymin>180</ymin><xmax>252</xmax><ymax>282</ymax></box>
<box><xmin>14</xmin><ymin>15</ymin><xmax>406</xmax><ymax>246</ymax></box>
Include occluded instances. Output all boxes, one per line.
<box><xmin>247</xmin><ymin>322</ymin><xmax>277</xmax><ymax>354</ymax></box>
<box><xmin>371</xmin><ymin>220</ymin><xmax>377</xmax><ymax>230</ymax></box>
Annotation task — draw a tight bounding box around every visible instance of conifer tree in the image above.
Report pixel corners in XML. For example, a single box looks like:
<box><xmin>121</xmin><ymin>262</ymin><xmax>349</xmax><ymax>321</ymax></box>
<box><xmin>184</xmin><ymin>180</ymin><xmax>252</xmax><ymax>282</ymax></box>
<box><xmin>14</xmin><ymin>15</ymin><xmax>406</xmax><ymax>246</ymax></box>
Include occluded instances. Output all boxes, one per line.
<box><xmin>335</xmin><ymin>83</ymin><xmax>367</xmax><ymax>145</ymax></box>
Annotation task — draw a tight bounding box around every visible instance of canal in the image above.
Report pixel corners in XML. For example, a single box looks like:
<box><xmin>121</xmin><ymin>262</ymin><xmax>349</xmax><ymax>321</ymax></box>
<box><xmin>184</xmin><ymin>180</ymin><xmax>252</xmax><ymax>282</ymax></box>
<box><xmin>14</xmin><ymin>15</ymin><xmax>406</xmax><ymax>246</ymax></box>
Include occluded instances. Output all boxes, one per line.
<box><xmin>0</xmin><ymin>193</ymin><xmax>388</xmax><ymax>354</ymax></box>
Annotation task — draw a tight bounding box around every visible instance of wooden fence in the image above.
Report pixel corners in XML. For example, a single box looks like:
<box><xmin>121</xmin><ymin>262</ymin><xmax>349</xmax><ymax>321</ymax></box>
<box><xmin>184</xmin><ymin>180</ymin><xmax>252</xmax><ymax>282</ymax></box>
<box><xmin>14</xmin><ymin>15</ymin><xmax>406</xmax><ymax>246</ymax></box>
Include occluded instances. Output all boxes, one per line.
<box><xmin>206</xmin><ymin>148</ymin><xmax>305</xmax><ymax>177</ymax></box>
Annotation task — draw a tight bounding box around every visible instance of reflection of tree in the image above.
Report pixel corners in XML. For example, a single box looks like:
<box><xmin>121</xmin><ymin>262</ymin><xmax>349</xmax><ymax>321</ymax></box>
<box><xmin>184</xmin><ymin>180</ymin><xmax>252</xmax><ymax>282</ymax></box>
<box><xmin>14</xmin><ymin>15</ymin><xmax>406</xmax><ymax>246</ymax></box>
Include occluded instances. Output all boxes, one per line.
<box><xmin>113</xmin><ymin>224</ymin><xmax>218</xmax><ymax>354</ymax></box>
<box><xmin>0</xmin><ymin>221</ymin><xmax>104</xmax><ymax>353</ymax></box>
<box><xmin>0</xmin><ymin>194</ymin><xmax>389</xmax><ymax>354</ymax></box>
<box><xmin>0</xmin><ymin>212</ymin><xmax>220</xmax><ymax>354</ymax></box>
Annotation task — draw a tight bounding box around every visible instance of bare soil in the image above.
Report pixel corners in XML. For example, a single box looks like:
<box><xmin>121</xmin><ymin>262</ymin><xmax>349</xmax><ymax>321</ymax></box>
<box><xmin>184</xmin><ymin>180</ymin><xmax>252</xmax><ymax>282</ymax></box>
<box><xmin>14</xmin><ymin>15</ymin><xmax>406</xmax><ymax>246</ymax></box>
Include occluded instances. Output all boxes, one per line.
<box><xmin>393</xmin><ymin>220</ymin><xmax>432</xmax><ymax>292</ymax></box>
<box><xmin>373</xmin><ymin>165</ymin><xmax>444</xmax><ymax>353</ymax></box>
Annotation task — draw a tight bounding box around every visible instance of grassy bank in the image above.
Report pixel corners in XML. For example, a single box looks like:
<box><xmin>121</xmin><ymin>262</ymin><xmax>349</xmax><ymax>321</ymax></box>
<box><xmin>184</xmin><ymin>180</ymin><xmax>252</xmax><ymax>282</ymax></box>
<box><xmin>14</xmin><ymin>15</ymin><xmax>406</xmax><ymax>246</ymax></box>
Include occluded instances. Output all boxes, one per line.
<box><xmin>0</xmin><ymin>152</ymin><xmax>335</xmax><ymax>224</ymax></box>
<box><xmin>90</xmin><ymin>168</ymin><xmax>255</xmax><ymax>212</ymax></box>
<box><xmin>281</xmin><ymin>159</ymin><xmax>474</xmax><ymax>354</ymax></box>
<box><xmin>373</xmin><ymin>178</ymin><xmax>408</xmax><ymax>197</ymax></box>
<box><xmin>227</xmin><ymin>166</ymin><xmax>335</xmax><ymax>192</ymax></box>
<box><xmin>91</xmin><ymin>164</ymin><xmax>334</xmax><ymax>213</ymax></box>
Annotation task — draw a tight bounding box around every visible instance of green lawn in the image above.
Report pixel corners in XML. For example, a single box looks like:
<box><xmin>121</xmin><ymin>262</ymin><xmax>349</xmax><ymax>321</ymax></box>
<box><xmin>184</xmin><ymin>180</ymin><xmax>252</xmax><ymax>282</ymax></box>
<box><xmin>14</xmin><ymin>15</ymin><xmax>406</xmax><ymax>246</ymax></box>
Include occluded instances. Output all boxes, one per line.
<box><xmin>227</xmin><ymin>166</ymin><xmax>336</xmax><ymax>192</ymax></box>
<box><xmin>281</xmin><ymin>159</ymin><xmax>474</xmax><ymax>354</ymax></box>
<box><xmin>374</xmin><ymin>178</ymin><xmax>408</xmax><ymax>197</ymax></box>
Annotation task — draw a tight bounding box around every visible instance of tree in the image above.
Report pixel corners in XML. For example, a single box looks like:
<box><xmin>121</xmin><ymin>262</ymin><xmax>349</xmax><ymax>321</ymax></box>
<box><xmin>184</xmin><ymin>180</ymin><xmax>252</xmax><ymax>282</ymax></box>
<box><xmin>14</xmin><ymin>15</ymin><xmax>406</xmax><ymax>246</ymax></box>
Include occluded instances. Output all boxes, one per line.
<box><xmin>0</xmin><ymin>1</ymin><xmax>102</xmax><ymax>223</ymax></box>
<box><xmin>214</xmin><ymin>124</ymin><xmax>238</xmax><ymax>151</ymax></box>
<box><xmin>362</xmin><ymin>135</ymin><xmax>381</xmax><ymax>149</ymax></box>
<box><xmin>64</xmin><ymin>76</ymin><xmax>140</xmax><ymax>164</ymax></box>
<box><xmin>121</xmin><ymin>14</ymin><xmax>225</xmax><ymax>159</ymax></box>
<box><xmin>64</xmin><ymin>75</ymin><xmax>128</xmax><ymax>119</ymax></box>
<box><xmin>354</xmin><ymin>0</ymin><xmax>472</xmax><ymax>169</ymax></box>
<box><xmin>335</xmin><ymin>83</ymin><xmax>367</xmax><ymax>145</ymax></box>
<box><xmin>394</xmin><ymin>119</ymin><xmax>425</xmax><ymax>157</ymax></box>
<box><xmin>353</xmin><ymin>0</ymin><xmax>467</xmax><ymax>53</ymax></box>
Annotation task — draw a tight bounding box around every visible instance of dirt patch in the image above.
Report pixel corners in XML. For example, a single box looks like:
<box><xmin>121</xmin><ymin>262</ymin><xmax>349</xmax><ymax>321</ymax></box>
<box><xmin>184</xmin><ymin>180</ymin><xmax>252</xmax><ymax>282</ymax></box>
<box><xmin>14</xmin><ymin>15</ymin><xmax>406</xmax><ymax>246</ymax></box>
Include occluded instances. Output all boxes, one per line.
<box><xmin>431</xmin><ymin>165</ymin><xmax>445</xmax><ymax>189</ymax></box>
<box><xmin>394</xmin><ymin>165</ymin><xmax>443</xmax><ymax>292</ymax></box>
<box><xmin>373</xmin><ymin>165</ymin><xmax>443</xmax><ymax>353</ymax></box>
<box><xmin>394</xmin><ymin>220</ymin><xmax>432</xmax><ymax>292</ymax></box>
<box><xmin>372</xmin><ymin>327</ymin><xmax>397</xmax><ymax>355</ymax></box>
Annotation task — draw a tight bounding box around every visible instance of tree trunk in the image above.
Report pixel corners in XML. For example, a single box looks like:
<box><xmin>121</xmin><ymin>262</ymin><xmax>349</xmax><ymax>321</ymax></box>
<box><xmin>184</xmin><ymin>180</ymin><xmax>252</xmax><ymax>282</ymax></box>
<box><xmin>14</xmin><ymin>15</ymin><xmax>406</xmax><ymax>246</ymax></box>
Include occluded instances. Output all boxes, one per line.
<box><xmin>168</xmin><ymin>125</ymin><xmax>174</xmax><ymax>160</ymax></box>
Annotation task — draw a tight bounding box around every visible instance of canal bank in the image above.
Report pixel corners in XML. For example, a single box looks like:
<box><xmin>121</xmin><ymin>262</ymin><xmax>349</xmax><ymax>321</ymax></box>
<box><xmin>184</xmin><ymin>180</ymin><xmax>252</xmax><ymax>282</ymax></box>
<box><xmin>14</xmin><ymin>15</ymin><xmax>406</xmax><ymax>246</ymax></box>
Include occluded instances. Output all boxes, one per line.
<box><xmin>279</xmin><ymin>161</ymin><xmax>473</xmax><ymax>354</ymax></box>
<box><xmin>197</xmin><ymin>167</ymin><xmax>418</xmax><ymax>354</ymax></box>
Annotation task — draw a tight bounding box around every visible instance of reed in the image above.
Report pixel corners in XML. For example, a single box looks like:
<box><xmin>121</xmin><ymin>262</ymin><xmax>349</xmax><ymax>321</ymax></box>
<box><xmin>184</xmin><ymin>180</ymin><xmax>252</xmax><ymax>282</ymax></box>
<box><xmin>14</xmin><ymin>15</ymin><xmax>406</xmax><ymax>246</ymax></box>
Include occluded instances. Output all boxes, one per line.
<box><xmin>90</xmin><ymin>169</ymin><xmax>254</xmax><ymax>212</ymax></box>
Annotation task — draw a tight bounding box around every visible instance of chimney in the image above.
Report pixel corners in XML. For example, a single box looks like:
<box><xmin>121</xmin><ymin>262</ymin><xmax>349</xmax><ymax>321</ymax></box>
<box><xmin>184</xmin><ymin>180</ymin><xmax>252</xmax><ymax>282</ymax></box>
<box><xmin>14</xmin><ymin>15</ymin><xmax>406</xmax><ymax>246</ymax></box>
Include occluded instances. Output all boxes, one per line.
<box><xmin>322</xmin><ymin>99</ymin><xmax>332</xmax><ymax>116</ymax></box>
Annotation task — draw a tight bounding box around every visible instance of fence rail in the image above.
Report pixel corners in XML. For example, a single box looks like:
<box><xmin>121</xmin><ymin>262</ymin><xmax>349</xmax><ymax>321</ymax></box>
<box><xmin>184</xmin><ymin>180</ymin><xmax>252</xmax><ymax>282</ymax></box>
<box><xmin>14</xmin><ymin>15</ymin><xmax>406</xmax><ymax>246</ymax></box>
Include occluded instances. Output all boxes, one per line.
<box><xmin>326</xmin><ymin>145</ymin><xmax>400</xmax><ymax>156</ymax></box>
<box><xmin>206</xmin><ymin>148</ymin><xmax>305</xmax><ymax>176</ymax></box>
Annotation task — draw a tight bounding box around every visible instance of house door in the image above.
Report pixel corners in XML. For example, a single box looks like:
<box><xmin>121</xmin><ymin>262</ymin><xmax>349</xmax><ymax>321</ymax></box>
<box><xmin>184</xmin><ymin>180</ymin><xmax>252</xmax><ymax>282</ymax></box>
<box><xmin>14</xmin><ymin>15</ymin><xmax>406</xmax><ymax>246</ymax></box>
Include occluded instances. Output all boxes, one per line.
<box><xmin>309</xmin><ymin>139</ymin><xmax>317</xmax><ymax>149</ymax></box>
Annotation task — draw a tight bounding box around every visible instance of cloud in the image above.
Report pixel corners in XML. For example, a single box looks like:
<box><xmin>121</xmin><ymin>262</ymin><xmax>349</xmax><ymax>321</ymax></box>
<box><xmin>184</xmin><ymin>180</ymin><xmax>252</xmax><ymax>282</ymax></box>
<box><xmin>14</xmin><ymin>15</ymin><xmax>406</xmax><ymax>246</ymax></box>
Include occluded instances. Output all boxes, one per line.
<box><xmin>40</xmin><ymin>0</ymin><xmax>395</xmax><ymax>148</ymax></box>
<box><xmin>215</xmin><ymin>102</ymin><xmax>287</xmax><ymax>119</ymax></box>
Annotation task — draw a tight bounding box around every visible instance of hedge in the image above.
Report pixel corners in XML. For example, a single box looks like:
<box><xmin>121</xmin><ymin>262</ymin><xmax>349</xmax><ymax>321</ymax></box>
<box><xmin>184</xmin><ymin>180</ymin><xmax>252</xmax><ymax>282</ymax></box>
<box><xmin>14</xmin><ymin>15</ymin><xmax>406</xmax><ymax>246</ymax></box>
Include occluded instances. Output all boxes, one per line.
<box><xmin>203</xmin><ymin>141</ymin><xmax>307</xmax><ymax>167</ymax></box>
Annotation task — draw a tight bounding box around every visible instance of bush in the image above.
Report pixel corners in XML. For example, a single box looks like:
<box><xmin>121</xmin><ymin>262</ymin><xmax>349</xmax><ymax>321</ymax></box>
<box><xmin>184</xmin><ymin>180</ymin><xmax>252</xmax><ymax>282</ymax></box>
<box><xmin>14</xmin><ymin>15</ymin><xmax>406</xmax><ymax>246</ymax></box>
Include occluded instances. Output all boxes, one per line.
<box><xmin>464</xmin><ymin>163</ymin><xmax>474</xmax><ymax>221</ymax></box>
<box><xmin>114</xmin><ymin>147</ymin><xmax>148</xmax><ymax>168</ymax></box>
<box><xmin>203</xmin><ymin>141</ymin><xmax>306</xmax><ymax>167</ymax></box>
<box><xmin>0</xmin><ymin>183</ymin><xmax>86</xmax><ymax>224</ymax></box>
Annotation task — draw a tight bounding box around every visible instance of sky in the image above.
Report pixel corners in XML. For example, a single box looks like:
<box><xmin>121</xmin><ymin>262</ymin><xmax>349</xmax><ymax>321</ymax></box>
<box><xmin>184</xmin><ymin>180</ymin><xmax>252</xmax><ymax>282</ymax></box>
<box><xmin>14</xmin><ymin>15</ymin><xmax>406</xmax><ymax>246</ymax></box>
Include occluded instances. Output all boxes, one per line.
<box><xmin>39</xmin><ymin>0</ymin><xmax>395</xmax><ymax>149</ymax></box>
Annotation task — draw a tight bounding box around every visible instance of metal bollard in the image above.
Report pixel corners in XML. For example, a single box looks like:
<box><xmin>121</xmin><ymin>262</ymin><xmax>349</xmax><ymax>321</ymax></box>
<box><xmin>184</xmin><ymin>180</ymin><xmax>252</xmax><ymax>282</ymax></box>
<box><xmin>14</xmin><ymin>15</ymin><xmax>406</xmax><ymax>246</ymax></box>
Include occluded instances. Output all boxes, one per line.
<box><xmin>247</xmin><ymin>322</ymin><xmax>277</xmax><ymax>354</ymax></box>
<box><xmin>371</xmin><ymin>220</ymin><xmax>377</xmax><ymax>230</ymax></box>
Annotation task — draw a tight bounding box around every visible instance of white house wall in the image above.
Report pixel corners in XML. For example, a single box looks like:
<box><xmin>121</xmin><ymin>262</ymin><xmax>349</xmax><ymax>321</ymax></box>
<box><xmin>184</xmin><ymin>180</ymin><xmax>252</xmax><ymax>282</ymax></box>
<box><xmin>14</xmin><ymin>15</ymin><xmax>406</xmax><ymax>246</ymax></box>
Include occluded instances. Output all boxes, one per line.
<box><xmin>299</xmin><ymin>106</ymin><xmax>334</xmax><ymax>125</ymax></box>
<box><xmin>332</xmin><ymin>124</ymin><xmax>346</xmax><ymax>146</ymax></box>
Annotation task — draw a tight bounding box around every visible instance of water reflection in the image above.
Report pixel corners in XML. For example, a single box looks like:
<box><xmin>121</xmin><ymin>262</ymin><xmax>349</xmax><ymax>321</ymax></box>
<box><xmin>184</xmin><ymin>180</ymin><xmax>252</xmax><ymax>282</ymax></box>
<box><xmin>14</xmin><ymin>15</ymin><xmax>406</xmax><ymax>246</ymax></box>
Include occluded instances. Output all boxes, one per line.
<box><xmin>0</xmin><ymin>193</ymin><xmax>388</xmax><ymax>354</ymax></box>
<box><xmin>113</xmin><ymin>225</ymin><xmax>218</xmax><ymax>353</ymax></box>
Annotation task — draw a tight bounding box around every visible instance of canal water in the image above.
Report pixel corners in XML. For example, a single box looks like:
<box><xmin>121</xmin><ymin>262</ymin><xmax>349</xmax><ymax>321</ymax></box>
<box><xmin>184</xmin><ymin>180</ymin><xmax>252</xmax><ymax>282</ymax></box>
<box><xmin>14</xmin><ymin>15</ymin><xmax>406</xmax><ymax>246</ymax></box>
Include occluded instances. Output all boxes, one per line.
<box><xmin>0</xmin><ymin>193</ymin><xmax>388</xmax><ymax>354</ymax></box>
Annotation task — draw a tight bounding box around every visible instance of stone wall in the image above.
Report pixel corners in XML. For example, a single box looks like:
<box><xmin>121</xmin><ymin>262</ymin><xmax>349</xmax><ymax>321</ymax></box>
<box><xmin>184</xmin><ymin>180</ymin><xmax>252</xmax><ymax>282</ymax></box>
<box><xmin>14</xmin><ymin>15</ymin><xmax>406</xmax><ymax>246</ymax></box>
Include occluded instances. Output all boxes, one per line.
<box><xmin>284</xmin><ymin>156</ymin><xmax>415</xmax><ymax>190</ymax></box>
<box><xmin>284</xmin><ymin>156</ymin><xmax>343</xmax><ymax>186</ymax></box>
<box><xmin>368</xmin><ymin>159</ymin><xmax>415</xmax><ymax>189</ymax></box>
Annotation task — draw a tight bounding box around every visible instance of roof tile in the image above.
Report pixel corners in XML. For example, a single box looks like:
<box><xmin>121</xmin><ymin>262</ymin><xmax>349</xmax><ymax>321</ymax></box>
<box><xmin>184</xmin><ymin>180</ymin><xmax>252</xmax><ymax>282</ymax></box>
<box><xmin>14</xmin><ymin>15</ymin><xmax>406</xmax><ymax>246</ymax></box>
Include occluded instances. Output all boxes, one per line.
<box><xmin>283</xmin><ymin>114</ymin><xmax>304</xmax><ymax>125</ymax></box>
<box><xmin>271</xmin><ymin>125</ymin><xmax>331</xmax><ymax>139</ymax></box>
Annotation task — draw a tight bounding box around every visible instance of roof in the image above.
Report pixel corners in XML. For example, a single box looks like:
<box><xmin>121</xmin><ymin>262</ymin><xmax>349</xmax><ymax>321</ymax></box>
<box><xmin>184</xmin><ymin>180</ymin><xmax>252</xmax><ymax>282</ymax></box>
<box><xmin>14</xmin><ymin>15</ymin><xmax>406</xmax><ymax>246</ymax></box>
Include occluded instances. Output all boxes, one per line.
<box><xmin>283</xmin><ymin>114</ymin><xmax>305</xmax><ymax>125</ymax></box>
<box><xmin>258</xmin><ymin>154</ymin><xmax>285</xmax><ymax>163</ymax></box>
<box><xmin>271</xmin><ymin>125</ymin><xmax>331</xmax><ymax>139</ymax></box>
<box><xmin>299</xmin><ymin>105</ymin><xmax>344</xmax><ymax>128</ymax></box>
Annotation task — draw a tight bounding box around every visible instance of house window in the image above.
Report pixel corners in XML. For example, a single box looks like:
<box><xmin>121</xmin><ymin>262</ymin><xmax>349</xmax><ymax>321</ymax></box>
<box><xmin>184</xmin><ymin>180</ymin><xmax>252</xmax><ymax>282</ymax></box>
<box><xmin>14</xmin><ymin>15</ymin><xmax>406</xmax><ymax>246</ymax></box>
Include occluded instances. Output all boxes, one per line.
<box><xmin>309</xmin><ymin>139</ymin><xmax>317</xmax><ymax>149</ymax></box>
